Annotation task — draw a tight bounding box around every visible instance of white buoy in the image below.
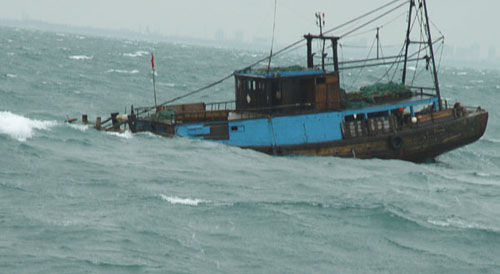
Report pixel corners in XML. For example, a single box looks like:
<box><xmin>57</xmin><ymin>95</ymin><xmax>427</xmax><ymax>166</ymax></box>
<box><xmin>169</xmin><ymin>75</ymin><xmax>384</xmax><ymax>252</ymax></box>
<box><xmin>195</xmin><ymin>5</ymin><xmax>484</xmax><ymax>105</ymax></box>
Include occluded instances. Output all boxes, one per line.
<box><xmin>411</xmin><ymin>116</ymin><xmax>418</xmax><ymax>123</ymax></box>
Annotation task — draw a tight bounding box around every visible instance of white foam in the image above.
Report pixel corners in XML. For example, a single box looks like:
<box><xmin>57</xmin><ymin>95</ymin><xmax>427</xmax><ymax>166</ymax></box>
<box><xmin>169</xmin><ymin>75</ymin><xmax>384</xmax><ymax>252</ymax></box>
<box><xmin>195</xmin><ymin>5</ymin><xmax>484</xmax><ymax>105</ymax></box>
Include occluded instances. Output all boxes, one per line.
<box><xmin>6</xmin><ymin>74</ymin><xmax>17</xmax><ymax>78</ymax></box>
<box><xmin>427</xmin><ymin>217</ymin><xmax>498</xmax><ymax>232</ymax></box>
<box><xmin>470</xmin><ymin>79</ymin><xmax>484</xmax><ymax>84</ymax></box>
<box><xmin>159</xmin><ymin>82</ymin><xmax>176</xmax><ymax>87</ymax></box>
<box><xmin>68</xmin><ymin>124</ymin><xmax>88</xmax><ymax>132</ymax></box>
<box><xmin>160</xmin><ymin>194</ymin><xmax>205</xmax><ymax>206</ymax></box>
<box><xmin>106</xmin><ymin>69</ymin><xmax>139</xmax><ymax>74</ymax></box>
<box><xmin>69</xmin><ymin>55</ymin><xmax>93</xmax><ymax>60</ymax></box>
<box><xmin>105</xmin><ymin>130</ymin><xmax>133</xmax><ymax>139</ymax></box>
<box><xmin>123</xmin><ymin>51</ymin><xmax>149</xmax><ymax>58</ymax></box>
<box><xmin>0</xmin><ymin>111</ymin><xmax>57</xmax><ymax>142</ymax></box>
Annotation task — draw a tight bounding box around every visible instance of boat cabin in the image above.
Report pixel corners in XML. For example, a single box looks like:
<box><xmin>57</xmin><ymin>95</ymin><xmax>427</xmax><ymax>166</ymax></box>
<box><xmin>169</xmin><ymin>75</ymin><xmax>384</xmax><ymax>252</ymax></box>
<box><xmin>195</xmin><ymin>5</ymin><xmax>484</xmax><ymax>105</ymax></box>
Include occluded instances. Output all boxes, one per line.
<box><xmin>234</xmin><ymin>34</ymin><xmax>342</xmax><ymax>114</ymax></box>
<box><xmin>234</xmin><ymin>69</ymin><xmax>340</xmax><ymax>113</ymax></box>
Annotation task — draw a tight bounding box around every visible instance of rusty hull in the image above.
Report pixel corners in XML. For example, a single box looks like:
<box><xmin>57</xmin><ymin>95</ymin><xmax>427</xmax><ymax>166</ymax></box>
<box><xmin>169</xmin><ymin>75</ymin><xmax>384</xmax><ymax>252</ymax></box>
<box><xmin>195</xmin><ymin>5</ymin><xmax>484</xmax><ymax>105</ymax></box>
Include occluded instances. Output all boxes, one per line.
<box><xmin>249</xmin><ymin>109</ymin><xmax>488</xmax><ymax>162</ymax></box>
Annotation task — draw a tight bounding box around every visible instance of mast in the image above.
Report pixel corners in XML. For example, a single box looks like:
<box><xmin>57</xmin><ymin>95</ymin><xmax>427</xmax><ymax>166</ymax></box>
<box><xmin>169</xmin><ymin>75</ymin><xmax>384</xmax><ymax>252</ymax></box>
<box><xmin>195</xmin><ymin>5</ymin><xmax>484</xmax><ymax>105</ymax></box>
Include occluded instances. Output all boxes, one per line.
<box><xmin>151</xmin><ymin>53</ymin><xmax>157</xmax><ymax>109</ymax></box>
<box><xmin>422</xmin><ymin>0</ymin><xmax>442</xmax><ymax>110</ymax></box>
<box><xmin>402</xmin><ymin>0</ymin><xmax>414</xmax><ymax>85</ymax></box>
<box><xmin>376</xmin><ymin>27</ymin><xmax>380</xmax><ymax>59</ymax></box>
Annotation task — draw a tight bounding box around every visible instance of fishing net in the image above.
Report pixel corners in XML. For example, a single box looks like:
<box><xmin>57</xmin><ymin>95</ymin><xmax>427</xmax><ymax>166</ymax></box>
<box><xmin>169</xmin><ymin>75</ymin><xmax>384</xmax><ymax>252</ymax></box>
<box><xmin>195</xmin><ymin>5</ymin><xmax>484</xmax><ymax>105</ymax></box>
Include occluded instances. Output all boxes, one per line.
<box><xmin>153</xmin><ymin>109</ymin><xmax>176</xmax><ymax>121</ymax></box>
<box><xmin>342</xmin><ymin>82</ymin><xmax>413</xmax><ymax>109</ymax></box>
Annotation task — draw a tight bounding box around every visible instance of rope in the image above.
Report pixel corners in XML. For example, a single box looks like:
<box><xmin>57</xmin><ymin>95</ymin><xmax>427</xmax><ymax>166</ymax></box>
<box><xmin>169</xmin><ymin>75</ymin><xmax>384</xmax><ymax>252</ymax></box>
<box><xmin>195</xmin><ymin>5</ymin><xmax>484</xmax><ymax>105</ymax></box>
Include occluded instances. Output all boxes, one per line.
<box><xmin>150</xmin><ymin>0</ymin><xmax>410</xmax><ymax>109</ymax></box>
<box><xmin>267</xmin><ymin>0</ymin><xmax>278</xmax><ymax>73</ymax></box>
<box><xmin>348</xmin><ymin>36</ymin><xmax>377</xmax><ymax>91</ymax></box>
<box><xmin>340</xmin><ymin>1</ymin><xmax>410</xmax><ymax>38</ymax></box>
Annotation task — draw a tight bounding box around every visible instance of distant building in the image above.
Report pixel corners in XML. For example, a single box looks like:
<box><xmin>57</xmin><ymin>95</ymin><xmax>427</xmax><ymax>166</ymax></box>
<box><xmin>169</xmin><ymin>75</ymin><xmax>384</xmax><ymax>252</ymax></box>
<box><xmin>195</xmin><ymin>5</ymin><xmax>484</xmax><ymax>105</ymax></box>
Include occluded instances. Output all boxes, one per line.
<box><xmin>214</xmin><ymin>29</ymin><xmax>225</xmax><ymax>42</ymax></box>
<box><xmin>488</xmin><ymin>46</ymin><xmax>496</xmax><ymax>60</ymax></box>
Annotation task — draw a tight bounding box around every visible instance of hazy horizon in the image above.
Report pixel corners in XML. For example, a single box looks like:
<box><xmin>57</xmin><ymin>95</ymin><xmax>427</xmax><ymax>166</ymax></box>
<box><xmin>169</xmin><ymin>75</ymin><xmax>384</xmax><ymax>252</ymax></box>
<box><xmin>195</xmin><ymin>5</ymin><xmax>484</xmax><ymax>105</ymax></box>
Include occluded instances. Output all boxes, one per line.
<box><xmin>1</xmin><ymin>0</ymin><xmax>499</xmax><ymax>60</ymax></box>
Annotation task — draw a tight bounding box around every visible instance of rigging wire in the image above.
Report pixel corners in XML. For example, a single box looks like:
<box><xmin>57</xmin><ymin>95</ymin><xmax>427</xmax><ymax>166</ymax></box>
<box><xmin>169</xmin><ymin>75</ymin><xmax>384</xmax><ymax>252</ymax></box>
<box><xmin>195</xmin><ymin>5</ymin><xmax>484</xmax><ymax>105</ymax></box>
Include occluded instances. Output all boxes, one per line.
<box><xmin>323</xmin><ymin>0</ymin><xmax>404</xmax><ymax>36</ymax></box>
<box><xmin>340</xmin><ymin>1</ymin><xmax>410</xmax><ymax>38</ymax></box>
<box><xmin>339</xmin><ymin>43</ymin><xmax>346</xmax><ymax>90</ymax></box>
<box><xmin>151</xmin><ymin>0</ymin><xmax>411</xmax><ymax>109</ymax></box>
<box><xmin>377</xmin><ymin>40</ymin><xmax>392</xmax><ymax>82</ymax></box>
<box><xmin>410</xmin><ymin>5</ymin><xmax>425</xmax><ymax>86</ymax></box>
<box><xmin>267</xmin><ymin>0</ymin><xmax>278</xmax><ymax>73</ymax></box>
<box><xmin>347</xmin><ymin>36</ymin><xmax>377</xmax><ymax>91</ymax></box>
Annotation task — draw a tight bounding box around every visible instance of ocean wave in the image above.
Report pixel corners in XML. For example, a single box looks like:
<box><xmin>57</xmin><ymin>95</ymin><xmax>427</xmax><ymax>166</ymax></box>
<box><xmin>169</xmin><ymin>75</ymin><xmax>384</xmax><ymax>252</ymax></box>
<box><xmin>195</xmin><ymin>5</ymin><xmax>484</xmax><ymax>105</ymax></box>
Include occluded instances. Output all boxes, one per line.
<box><xmin>6</xmin><ymin>74</ymin><xmax>17</xmax><ymax>78</ymax></box>
<box><xmin>427</xmin><ymin>217</ymin><xmax>500</xmax><ymax>233</ymax></box>
<box><xmin>69</xmin><ymin>55</ymin><xmax>93</xmax><ymax>60</ymax></box>
<box><xmin>106</xmin><ymin>69</ymin><xmax>139</xmax><ymax>74</ymax></box>
<box><xmin>68</xmin><ymin>124</ymin><xmax>89</xmax><ymax>132</ymax></box>
<box><xmin>123</xmin><ymin>51</ymin><xmax>149</xmax><ymax>58</ymax></box>
<box><xmin>159</xmin><ymin>194</ymin><xmax>206</xmax><ymax>206</ymax></box>
<box><xmin>0</xmin><ymin>111</ymin><xmax>57</xmax><ymax>142</ymax></box>
<box><xmin>483</xmin><ymin>137</ymin><xmax>500</xmax><ymax>144</ymax></box>
<box><xmin>105</xmin><ymin>130</ymin><xmax>133</xmax><ymax>139</ymax></box>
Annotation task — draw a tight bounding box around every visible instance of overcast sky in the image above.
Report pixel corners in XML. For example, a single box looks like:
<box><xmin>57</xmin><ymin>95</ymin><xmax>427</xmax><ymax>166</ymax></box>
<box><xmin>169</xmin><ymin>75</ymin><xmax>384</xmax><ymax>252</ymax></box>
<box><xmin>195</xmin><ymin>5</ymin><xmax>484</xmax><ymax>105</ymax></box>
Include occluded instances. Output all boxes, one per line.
<box><xmin>0</xmin><ymin>0</ymin><xmax>498</xmax><ymax>53</ymax></box>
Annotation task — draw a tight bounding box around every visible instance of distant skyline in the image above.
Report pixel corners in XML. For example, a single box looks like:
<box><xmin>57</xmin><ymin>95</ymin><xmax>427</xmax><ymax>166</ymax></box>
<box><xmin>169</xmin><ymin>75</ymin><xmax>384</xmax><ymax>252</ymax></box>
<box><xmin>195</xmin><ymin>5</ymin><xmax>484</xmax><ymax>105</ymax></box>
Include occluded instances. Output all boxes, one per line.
<box><xmin>0</xmin><ymin>0</ymin><xmax>499</xmax><ymax>58</ymax></box>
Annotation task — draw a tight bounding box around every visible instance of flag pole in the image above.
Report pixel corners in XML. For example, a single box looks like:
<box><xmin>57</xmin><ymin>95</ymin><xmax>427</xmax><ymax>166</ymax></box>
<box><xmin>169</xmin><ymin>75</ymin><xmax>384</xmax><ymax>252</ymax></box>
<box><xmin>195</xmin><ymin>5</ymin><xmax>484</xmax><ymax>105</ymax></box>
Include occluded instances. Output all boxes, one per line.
<box><xmin>151</xmin><ymin>53</ymin><xmax>158</xmax><ymax>109</ymax></box>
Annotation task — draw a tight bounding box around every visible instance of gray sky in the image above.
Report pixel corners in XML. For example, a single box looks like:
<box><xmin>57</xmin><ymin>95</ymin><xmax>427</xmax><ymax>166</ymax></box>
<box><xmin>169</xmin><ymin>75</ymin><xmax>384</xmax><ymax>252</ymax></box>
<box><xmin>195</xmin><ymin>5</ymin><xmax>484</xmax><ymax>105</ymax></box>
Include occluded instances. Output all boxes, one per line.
<box><xmin>1</xmin><ymin>0</ymin><xmax>498</xmax><ymax>54</ymax></box>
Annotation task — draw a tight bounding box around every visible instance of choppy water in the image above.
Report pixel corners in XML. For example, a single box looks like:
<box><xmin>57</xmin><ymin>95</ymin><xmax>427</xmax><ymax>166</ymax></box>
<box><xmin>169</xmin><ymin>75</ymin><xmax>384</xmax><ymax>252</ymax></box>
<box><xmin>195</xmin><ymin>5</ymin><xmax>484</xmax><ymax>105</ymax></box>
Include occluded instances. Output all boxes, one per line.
<box><xmin>1</xmin><ymin>26</ymin><xmax>500</xmax><ymax>273</ymax></box>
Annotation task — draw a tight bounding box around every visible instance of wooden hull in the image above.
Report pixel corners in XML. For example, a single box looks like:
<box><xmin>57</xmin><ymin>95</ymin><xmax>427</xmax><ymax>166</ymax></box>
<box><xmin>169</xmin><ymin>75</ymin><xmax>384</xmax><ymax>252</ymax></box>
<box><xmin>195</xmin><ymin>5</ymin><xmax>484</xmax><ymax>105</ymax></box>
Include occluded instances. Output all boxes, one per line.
<box><xmin>250</xmin><ymin>110</ymin><xmax>488</xmax><ymax>162</ymax></box>
<box><xmin>129</xmin><ymin>109</ymin><xmax>488</xmax><ymax>163</ymax></box>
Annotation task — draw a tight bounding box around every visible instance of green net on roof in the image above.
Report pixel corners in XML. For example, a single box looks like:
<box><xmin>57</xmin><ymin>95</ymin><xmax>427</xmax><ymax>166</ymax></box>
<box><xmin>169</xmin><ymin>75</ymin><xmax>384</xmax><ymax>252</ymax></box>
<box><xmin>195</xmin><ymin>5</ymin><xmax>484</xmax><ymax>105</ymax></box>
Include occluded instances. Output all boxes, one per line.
<box><xmin>152</xmin><ymin>108</ymin><xmax>176</xmax><ymax>121</ymax></box>
<box><xmin>254</xmin><ymin>65</ymin><xmax>308</xmax><ymax>73</ymax></box>
<box><xmin>342</xmin><ymin>82</ymin><xmax>413</xmax><ymax>109</ymax></box>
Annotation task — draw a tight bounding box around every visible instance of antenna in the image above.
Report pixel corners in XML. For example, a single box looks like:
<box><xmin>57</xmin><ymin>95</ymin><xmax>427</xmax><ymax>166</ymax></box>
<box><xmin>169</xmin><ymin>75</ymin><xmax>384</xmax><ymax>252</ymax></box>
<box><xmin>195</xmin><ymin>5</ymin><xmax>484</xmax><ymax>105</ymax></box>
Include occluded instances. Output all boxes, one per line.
<box><xmin>316</xmin><ymin>12</ymin><xmax>327</xmax><ymax>70</ymax></box>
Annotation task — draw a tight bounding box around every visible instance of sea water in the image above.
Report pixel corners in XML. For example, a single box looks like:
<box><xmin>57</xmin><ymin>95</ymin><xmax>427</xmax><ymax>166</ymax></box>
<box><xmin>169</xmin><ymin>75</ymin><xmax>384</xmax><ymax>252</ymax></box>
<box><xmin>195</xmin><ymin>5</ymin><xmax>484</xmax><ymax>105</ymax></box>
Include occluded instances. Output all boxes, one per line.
<box><xmin>1</xmin><ymin>26</ymin><xmax>500</xmax><ymax>274</ymax></box>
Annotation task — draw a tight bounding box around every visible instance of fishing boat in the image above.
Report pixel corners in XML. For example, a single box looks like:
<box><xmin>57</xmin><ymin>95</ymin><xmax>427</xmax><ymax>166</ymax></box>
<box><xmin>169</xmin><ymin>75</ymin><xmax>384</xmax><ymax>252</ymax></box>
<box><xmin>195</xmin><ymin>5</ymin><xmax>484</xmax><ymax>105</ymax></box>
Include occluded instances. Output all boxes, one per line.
<box><xmin>96</xmin><ymin>0</ymin><xmax>488</xmax><ymax>162</ymax></box>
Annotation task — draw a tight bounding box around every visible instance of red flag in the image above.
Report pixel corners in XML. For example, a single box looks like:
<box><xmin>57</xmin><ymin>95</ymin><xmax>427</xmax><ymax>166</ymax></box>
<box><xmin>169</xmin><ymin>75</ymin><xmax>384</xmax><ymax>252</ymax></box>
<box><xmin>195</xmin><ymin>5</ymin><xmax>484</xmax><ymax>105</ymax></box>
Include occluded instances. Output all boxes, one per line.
<box><xmin>151</xmin><ymin>54</ymin><xmax>155</xmax><ymax>69</ymax></box>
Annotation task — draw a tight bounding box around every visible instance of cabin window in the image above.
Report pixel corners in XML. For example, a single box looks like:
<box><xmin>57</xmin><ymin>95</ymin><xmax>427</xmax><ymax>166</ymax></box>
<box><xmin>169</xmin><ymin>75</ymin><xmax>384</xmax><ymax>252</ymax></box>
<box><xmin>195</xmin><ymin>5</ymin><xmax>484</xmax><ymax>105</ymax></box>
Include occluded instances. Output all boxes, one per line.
<box><xmin>316</xmin><ymin>77</ymin><xmax>326</xmax><ymax>85</ymax></box>
<box><xmin>257</xmin><ymin>81</ymin><xmax>265</xmax><ymax>90</ymax></box>
<box><xmin>230</xmin><ymin>125</ymin><xmax>245</xmax><ymax>132</ymax></box>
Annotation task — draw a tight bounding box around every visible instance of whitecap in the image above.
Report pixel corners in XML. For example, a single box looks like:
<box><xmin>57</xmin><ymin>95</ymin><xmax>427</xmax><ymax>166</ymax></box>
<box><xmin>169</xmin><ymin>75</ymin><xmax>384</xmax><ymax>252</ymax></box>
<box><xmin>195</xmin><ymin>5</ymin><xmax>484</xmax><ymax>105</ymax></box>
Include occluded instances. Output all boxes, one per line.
<box><xmin>69</xmin><ymin>55</ymin><xmax>93</xmax><ymax>60</ymax></box>
<box><xmin>469</xmin><ymin>79</ymin><xmax>484</xmax><ymax>84</ymax></box>
<box><xmin>427</xmin><ymin>219</ymin><xmax>450</xmax><ymax>227</ymax></box>
<box><xmin>6</xmin><ymin>74</ymin><xmax>17</xmax><ymax>78</ymax></box>
<box><xmin>0</xmin><ymin>111</ymin><xmax>57</xmax><ymax>142</ymax></box>
<box><xmin>159</xmin><ymin>82</ymin><xmax>176</xmax><ymax>87</ymax></box>
<box><xmin>457</xmin><ymin>72</ymin><xmax>467</xmax><ymax>76</ymax></box>
<box><xmin>106</xmin><ymin>69</ymin><xmax>139</xmax><ymax>74</ymax></box>
<box><xmin>68</xmin><ymin>124</ymin><xmax>88</xmax><ymax>132</ymax></box>
<box><xmin>407</xmin><ymin>66</ymin><xmax>417</xmax><ymax>71</ymax></box>
<box><xmin>427</xmin><ymin>217</ymin><xmax>499</xmax><ymax>232</ymax></box>
<box><xmin>105</xmin><ymin>130</ymin><xmax>133</xmax><ymax>139</ymax></box>
<box><xmin>160</xmin><ymin>194</ymin><xmax>205</xmax><ymax>206</ymax></box>
<box><xmin>123</xmin><ymin>51</ymin><xmax>149</xmax><ymax>58</ymax></box>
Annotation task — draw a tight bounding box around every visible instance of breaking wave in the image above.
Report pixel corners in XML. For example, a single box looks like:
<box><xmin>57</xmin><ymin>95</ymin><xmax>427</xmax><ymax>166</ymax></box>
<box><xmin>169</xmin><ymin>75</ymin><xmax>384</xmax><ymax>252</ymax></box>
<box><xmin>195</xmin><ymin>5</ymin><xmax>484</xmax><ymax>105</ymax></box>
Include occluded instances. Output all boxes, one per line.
<box><xmin>105</xmin><ymin>130</ymin><xmax>133</xmax><ymax>139</ymax></box>
<box><xmin>159</xmin><ymin>194</ymin><xmax>206</xmax><ymax>206</ymax></box>
<box><xmin>0</xmin><ymin>111</ymin><xmax>57</xmax><ymax>142</ymax></box>
<box><xmin>427</xmin><ymin>217</ymin><xmax>500</xmax><ymax>233</ymax></box>
<box><xmin>123</xmin><ymin>51</ymin><xmax>149</xmax><ymax>57</ymax></box>
<box><xmin>106</xmin><ymin>69</ymin><xmax>139</xmax><ymax>74</ymax></box>
<box><xmin>69</xmin><ymin>55</ymin><xmax>93</xmax><ymax>60</ymax></box>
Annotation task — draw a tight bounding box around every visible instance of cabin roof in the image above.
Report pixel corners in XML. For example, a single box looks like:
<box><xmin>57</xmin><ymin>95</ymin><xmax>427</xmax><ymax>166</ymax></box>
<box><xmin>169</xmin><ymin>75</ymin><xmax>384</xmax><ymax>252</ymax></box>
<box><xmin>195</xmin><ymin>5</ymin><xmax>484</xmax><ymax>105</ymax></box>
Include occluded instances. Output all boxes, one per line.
<box><xmin>235</xmin><ymin>67</ymin><xmax>327</xmax><ymax>79</ymax></box>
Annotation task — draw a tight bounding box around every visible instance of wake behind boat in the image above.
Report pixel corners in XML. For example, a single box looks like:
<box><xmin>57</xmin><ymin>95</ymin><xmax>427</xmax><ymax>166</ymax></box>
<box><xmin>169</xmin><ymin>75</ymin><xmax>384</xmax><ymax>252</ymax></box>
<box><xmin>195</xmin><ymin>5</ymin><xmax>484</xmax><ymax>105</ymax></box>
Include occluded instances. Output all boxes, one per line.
<box><xmin>77</xmin><ymin>0</ymin><xmax>488</xmax><ymax>162</ymax></box>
